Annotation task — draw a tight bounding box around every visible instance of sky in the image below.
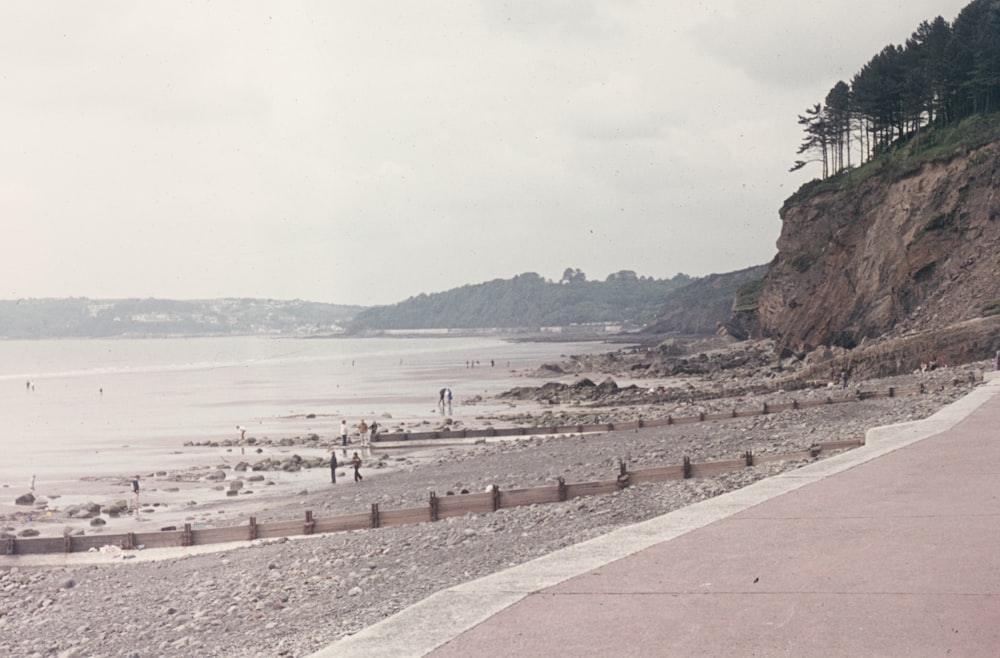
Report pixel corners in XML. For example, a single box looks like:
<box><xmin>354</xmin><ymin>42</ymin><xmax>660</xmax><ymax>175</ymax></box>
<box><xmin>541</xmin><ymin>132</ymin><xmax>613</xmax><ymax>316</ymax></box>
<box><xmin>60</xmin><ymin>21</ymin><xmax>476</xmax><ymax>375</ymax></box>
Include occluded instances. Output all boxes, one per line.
<box><xmin>0</xmin><ymin>1</ymin><xmax>972</xmax><ymax>307</ymax></box>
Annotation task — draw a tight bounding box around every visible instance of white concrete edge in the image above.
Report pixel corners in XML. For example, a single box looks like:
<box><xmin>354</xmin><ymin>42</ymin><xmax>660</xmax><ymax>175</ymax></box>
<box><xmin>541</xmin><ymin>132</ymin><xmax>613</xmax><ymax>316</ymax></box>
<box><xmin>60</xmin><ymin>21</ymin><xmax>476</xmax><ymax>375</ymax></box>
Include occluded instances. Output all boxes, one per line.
<box><xmin>311</xmin><ymin>373</ymin><xmax>1000</xmax><ymax>658</ymax></box>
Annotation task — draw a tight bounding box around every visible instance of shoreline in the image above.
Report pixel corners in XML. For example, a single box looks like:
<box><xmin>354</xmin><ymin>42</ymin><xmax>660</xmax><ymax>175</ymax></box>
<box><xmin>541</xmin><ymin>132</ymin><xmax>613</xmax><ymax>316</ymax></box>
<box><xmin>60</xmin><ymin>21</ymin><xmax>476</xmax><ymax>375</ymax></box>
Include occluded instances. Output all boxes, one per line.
<box><xmin>2</xmin><ymin>355</ymin><xmax>988</xmax><ymax>543</ymax></box>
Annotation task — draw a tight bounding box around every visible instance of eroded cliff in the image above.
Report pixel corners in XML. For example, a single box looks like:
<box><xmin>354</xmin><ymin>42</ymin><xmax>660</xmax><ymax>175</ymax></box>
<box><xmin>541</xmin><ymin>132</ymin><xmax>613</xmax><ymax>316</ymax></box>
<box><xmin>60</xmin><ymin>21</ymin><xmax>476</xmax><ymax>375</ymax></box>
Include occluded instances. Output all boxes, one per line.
<box><xmin>758</xmin><ymin>140</ymin><xmax>1000</xmax><ymax>359</ymax></box>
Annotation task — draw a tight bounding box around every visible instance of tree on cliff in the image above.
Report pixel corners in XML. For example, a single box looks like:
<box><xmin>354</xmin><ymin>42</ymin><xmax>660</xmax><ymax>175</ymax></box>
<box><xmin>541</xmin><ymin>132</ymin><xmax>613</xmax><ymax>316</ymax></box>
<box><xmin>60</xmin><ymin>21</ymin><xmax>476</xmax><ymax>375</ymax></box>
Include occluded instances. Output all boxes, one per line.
<box><xmin>792</xmin><ymin>0</ymin><xmax>1000</xmax><ymax>177</ymax></box>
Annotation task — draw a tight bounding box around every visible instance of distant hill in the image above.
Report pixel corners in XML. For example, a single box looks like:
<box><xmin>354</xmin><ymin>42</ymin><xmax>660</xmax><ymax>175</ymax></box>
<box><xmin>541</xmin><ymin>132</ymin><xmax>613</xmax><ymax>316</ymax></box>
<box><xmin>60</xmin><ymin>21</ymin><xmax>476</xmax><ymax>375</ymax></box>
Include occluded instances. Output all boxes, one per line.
<box><xmin>346</xmin><ymin>270</ymin><xmax>691</xmax><ymax>332</ymax></box>
<box><xmin>641</xmin><ymin>264</ymin><xmax>769</xmax><ymax>337</ymax></box>
<box><xmin>0</xmin><ymin>298</ymin><xmax>364</xmax><ymax>339</ymax></box>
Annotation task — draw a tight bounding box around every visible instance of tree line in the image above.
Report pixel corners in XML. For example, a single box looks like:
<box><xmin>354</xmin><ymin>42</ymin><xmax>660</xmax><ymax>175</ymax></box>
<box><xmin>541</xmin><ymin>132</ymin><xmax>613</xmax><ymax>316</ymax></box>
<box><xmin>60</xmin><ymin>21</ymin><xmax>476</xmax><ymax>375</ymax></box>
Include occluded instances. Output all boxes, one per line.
<box><xmin>346</xmin><ymin>269</ymin><xmax>692</xmax><ymax>331</ymax></box>
<box><xmin>794</xmin><ymin>0</ymin><xmax>1000</xmax><ymax>178</ymax></box>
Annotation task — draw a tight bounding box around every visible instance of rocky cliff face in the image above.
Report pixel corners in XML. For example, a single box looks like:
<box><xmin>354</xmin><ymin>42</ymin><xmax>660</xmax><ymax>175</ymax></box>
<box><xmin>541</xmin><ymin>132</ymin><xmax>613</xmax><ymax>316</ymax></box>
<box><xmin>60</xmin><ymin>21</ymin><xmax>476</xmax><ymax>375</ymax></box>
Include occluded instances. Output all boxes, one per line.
<box><xmin>758</xmin><ymin>141</ymin><xmax>1000</xmax><ymax>358</ymax></box>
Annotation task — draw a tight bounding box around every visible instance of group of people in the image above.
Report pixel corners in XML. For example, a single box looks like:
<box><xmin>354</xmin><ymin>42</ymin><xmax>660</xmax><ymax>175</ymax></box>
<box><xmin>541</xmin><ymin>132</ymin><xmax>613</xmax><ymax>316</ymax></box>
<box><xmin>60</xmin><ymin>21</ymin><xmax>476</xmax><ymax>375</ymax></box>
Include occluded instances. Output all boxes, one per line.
<box><xmin>328</xmin><ymin>449</ymin><xmax>363</xmax><ymax>484</ymax></box>
<box><xmin>331</xmin><ymin>418</ymin><xmax>372</xmax><ymax>483</ymax></box>
<box><xmin>338</xmin><ymin>418</ymin><xmax>379</xmax><ymax>447</ymax></box>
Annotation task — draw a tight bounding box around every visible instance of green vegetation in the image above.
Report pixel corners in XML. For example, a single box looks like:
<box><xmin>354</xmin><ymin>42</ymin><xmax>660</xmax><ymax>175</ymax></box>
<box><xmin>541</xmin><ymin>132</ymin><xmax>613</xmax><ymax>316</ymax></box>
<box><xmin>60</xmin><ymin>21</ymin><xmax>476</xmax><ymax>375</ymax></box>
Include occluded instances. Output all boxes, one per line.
<box><xmin>643</xmin><ymin>264</ymin><xmax>769</xmax><ymax>335</ymax></box>
<box><xmin>784</xmin><ymin>107</ymin><xmax>1000</xmax><ymax>216</ymax></box>
<box><xmin>793</xmin><ymin>1</ymin><xmax>1000</xmax><ymax>180</ymax></box>
<box><xmin>914</xmin><ymin>210</ymin><xmax>957</xmax><ymax>241</ymax></box>
<box><xmin>982</xmin><ymin>299</ymin><xmax>1000</xmax><ymax>318</ymax></box>
<box><xmin>732</xmin><ymin>277</ymin><xmax>765</xmax><ymax>313</ymax></box>
<box><xmin>346</xmin><ymin>270</ymin><xmax>690</xmax><ymax>332</ymax></box>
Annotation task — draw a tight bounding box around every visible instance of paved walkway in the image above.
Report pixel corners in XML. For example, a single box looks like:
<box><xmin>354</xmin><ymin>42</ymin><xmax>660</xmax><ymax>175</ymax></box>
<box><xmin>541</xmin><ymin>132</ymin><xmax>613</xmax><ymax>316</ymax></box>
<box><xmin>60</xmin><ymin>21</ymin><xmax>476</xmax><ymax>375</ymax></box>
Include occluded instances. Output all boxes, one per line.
<box><xmin>312</xmin><ymin>372</ymin><xmax>1000</xmax><ymax>658</ymax></box>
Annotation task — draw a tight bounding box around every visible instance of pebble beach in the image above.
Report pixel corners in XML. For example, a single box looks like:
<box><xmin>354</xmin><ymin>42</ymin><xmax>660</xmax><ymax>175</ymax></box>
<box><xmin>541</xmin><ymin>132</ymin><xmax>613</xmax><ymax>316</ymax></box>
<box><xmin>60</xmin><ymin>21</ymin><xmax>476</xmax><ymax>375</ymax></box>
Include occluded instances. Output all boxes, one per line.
<box><xmin>0</xmin><ymin>355</ymin><xmax>991</xmax><ymax>658</ymax></box>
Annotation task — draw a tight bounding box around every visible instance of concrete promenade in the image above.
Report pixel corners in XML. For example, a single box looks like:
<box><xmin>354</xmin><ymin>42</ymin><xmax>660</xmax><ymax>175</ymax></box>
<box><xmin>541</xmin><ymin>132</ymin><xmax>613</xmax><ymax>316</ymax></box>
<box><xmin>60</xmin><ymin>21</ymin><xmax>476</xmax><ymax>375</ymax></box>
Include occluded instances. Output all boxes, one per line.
<box><xmin>313</xmin><ymin>372</ymin><xmax>1000</xmax><ymax>657</ymax></box>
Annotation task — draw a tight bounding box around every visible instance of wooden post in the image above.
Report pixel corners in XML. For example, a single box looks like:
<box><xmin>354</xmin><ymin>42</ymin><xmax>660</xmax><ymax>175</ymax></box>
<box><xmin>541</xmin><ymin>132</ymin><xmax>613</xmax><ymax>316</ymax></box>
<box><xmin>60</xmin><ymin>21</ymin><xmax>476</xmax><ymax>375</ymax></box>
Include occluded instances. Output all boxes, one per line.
<box><xmin>683</xmin><ymin>456</ymin><xmax>692</xmax><ymax>479</ymax></box>
<box><xmin>667</xmin><ymin>415</ymin><xmax>673</xmax><ymax>425</ymax></box>
<box><xmin>4</xmin><ymin>538</ymin><xmax>14</xmax><ymax>555</ymax></box>
<box><xmin>762</xmin><ymin>402</ymin><xmax>769</xmax><ymax>414</ymax></box>
<box><xmin>370</xmin><ymin>503</ymin><xmax>380</xmax><ymax>528</ymax></box>
<box><xmin>429</xmin><ymin>492</ymin><xmax>439</xmax><ymax>522</ymax></box>
<box><xmin>304</xmin><ymin>511</ymin><xmax>315</xmax><ymax>535</ymax></box>
<box><xmin>792</xmin><ymin>399</ymin><xmax>799</xmax><ymax>409</ymax></box>
<box><xmin>124</xmin><ymin>532</ymin><xmax>135</xmax><ymax>550</ymax></box>
<box><xmin>888</xmin><ymin>387</ymin><xmax>894</xmax><ymax>398</ymax></box>
<box><xmin>744</xmin><ymin>450</ymin><xmax>754</xmax><ymax>466</ymax></box>
<box><xmin>699</xmin><ymin>412</ymin><xmax>705</xmax><ymax>422</ymax></box>
<box><xmin>557</xmin><ymin>477</ymin><xmax>567</xmax><ymax>502</ymax></box>
<box><xmin>182</xmin><ymin>524</ymin><xmax>193</xmax><ymax>547</ymax></box>
<box><xmin>491</xmin><ymin>484</ymin><xmax>501</xmax><ymax>511</ymax></box>
<box><xmin>64</xmin><ymin>535</ymin><xmax>72</xmax><ymax>554</ymax></box>
<box><xmin>248</xmin><ymin>516</ymin><xmax>258</xmax><ymax>541</ymax></box>
<box><xmin>637</xmin><ymin>418</ymin><xmax>645</xmax><ymax>428</ymax></box>
<box><xmin>617</xmin><ymin>461</ymin><xmax>630</xmax><ymax>489</ymax></box>
<box><xmin>731</xmin><ymin>409</ymin><xmax>738</xmax><ymax>418</ymax></box>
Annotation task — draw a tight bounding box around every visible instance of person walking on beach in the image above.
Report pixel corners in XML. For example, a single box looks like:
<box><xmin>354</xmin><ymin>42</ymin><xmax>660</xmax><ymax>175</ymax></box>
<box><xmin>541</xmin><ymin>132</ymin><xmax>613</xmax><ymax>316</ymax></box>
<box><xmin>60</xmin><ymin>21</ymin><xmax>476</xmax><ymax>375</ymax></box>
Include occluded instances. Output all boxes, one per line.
<box><xmin>329</xmin><ymin>450</ymin><xmax>338</xmax><ymax>484</ymax></box>
<box><xmin>358</xmin><ymin>419</ymin><xmax>368</xmax><ymax>445</ymax></box>
<box><xmin>237</xmin><ymin>426</ymin><xmax>247</xmax><ymax>455</ymax></box>
<box><xmin>340</xmin><ymin>419</ymin><xmax>348</xmax><ymax>447</ymax></box>
<box><xmin>351</xmin><ymin>452</ymin><xmax>363</xmax><ymax>482</ymax></box>
<box><xmin>131</xmin><ymin>476</ymin><xmax>141</xmax><ymax>509</ymax></box>
<box><xmin>369</xmin><ymin>420</ymin><xmax>378</xmax><ymax>443</ymax></box>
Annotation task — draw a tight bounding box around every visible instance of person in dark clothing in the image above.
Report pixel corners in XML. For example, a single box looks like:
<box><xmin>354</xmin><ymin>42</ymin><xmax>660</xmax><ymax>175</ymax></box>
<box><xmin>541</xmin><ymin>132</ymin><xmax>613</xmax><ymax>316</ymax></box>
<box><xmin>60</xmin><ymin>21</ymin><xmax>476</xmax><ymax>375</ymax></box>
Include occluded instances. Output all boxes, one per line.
<box><xmin>330</xmin><ymin>451</ymin><xmax>338</xmax><ymax>484</ymax></box>
<box><xmin>351</xmin><ymin>452</ymin><xmax>363</xmax><ymax>482</ymax></box>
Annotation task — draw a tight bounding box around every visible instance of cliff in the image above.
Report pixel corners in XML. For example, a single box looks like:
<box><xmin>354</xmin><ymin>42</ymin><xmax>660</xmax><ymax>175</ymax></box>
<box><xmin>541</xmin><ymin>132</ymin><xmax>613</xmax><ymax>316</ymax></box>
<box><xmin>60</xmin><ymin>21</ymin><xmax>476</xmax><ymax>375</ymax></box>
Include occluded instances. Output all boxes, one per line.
<box><xmin>757</xmin><ymin>131</ymin><xmax>1000</xmax><ymax>366</ymax></box>
<box><xmin>642</xmin><ymin>264</ymin><xmax>768</xmax><ymax>337</ymax></box>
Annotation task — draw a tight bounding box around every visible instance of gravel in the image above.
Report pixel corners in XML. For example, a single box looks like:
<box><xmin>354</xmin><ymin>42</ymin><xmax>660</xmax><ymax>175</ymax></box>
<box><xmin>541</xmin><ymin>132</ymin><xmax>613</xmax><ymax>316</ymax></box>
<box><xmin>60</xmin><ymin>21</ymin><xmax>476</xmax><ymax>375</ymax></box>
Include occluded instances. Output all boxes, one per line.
<box><xmin>0</xmin><ymin>362</ymin><xmax>988</xmax><ymax>658</ymax></box>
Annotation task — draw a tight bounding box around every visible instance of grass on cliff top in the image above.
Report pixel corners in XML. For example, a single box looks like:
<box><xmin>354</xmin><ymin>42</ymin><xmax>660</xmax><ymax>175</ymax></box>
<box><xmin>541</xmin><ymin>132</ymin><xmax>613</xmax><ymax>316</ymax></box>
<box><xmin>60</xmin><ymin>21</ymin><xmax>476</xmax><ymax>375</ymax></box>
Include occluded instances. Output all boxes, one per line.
<box><xmin>783</xmin><ymin>113</ymin><xmax>1000</xmax><ymax>211</ymax></box>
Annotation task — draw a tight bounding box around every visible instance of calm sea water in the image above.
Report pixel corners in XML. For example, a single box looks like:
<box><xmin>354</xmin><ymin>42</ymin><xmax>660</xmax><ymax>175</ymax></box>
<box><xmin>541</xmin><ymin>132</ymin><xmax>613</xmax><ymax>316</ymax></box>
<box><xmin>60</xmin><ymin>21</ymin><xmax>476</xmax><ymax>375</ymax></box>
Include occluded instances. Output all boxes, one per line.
<box><xmin>0</xmin><ymin>336</ymin><xmax>618</xmax><ymax>484</ymax></box>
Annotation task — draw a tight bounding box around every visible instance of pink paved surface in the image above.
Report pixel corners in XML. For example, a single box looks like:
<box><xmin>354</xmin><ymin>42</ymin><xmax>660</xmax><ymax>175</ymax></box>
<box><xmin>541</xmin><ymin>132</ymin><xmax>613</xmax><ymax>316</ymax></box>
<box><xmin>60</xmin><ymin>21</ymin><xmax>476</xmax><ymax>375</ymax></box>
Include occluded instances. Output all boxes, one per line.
<box><xmin>428</xmin><ymin>387</ymin><xmax>1000</xmax><ymax>657</ymax></box>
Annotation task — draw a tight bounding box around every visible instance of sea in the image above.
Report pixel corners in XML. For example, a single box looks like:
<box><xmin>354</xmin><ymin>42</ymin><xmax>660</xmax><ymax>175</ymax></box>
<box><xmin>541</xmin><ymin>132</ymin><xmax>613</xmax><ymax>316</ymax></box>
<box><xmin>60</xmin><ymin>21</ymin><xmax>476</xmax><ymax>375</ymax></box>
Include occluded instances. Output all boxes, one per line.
<box><xmin>0</xmin><ymin>335</ymin><xmax>623</xmax><ymax>488</ymax></box>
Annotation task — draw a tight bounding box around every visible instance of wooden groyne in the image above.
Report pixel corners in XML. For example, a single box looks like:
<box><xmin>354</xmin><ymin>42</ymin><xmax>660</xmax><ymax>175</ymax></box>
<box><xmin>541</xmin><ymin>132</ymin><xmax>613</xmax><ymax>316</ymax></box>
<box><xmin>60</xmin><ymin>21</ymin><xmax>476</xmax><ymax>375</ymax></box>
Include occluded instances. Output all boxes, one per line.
<box><xmin>3</xmin><ymin>380</ymin><xmax>967</xmax><ymax>557</ymax></box>
<box><xmin>3</xmin><ymin>439</ymin><xmax>860</xmax><ymax>556</ymax></box>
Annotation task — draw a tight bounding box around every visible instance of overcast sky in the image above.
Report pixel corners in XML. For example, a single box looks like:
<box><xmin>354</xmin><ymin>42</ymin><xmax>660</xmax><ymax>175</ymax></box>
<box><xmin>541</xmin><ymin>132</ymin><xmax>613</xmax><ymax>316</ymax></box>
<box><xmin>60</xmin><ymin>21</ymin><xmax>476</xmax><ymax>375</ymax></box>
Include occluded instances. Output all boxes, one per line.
<box><xmin>1</xmin><ymin>1</ymin><xmax>971</xmax><ymax>306</ymax></box>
